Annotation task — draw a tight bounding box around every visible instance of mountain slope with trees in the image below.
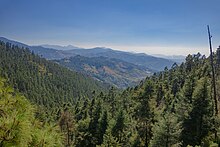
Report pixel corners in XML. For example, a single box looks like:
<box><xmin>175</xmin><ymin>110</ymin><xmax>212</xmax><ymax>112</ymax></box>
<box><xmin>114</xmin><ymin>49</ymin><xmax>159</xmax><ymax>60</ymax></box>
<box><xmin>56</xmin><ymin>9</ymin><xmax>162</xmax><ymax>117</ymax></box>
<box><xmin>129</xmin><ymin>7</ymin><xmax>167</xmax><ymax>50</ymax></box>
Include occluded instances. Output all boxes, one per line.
<box><xmin>1</xmin><ymin>38</ymin><xmax>220</xmax><ymax>146</ymax></box>
<box><xmin>0</xmin><ymin>41</ymin><xmax>107</xmax><ymax>108</ymax></box>
<box><xmin>55</xmin><ymin>55</ymin><xmax>153</xmax><ymax>88</ymax></box>
<box><xmin>52</xmin><ymin>49</ymin><xmax>220</xmax><ymax>146</ymax></box>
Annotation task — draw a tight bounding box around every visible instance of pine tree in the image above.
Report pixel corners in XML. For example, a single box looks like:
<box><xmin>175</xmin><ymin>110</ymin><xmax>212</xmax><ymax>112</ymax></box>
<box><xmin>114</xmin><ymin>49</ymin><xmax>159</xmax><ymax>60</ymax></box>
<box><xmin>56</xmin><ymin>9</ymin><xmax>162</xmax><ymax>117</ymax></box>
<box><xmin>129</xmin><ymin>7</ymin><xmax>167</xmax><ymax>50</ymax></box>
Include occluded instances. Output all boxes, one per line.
<box><xmin>99</xmin><ymin>129</ymin><xmax>121</xmax><ymax>147</ymax></box>
<box><xmin>136</xmin><ymin>80</ymin><xmax>154</xmax><ymax>147</ymax></box>
<box><xmin>175</xmin><ymin>75</ymin><xmax>195</xmax><ymax>122</ymax></box>
<box><xmin>0</xmin><ymin>77</ymin><xmax>63</xmax><ymax>146</ymax></box>
<box><xmin>156</xmin><ymin>83</ymin><xmax>164</xmax><ymax>106</ymax></box>
<box><xmin>98</xmin><ymin>110</ymin><xmax>108</xmax><ymax>145</ymax></box>
<box><xmin>88</xmin><ymin>100</ymin><xmax>102</xmax><ymax>146</ymax></box>
<box><xmin>59</xmin><ymin>108</ymin><xmax>75</xmax><ymax>146</ymax></box>
<box><xmin>112</xmin><ymin>110</ymin><xmax>126</xmax><ymax>143</ymax></box>
<box><xmin>182</xmin><ymin>78</ymin><xmax>212</xmax><ymax>146</ymax></box>
<box><xmin>185</xmin><ymin>54</ymin><xmax>194</xmax><ymax>72</ymax></box>
<box><xmin>108</xmin><ymin>87</ymin><xmax>117</xmax><ymax>117</ymax></box>
<box><xmin>150</xmin><ymin>113</ymin><xmax>182</xmax><ymax>147</ymax></box>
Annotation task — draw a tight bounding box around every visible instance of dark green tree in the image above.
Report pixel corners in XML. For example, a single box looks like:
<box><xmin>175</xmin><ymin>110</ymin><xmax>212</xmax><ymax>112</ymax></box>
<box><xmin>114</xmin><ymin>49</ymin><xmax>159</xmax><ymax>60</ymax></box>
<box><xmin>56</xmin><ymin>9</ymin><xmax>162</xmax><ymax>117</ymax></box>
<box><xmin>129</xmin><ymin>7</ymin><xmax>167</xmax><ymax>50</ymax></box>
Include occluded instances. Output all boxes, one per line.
<box><xmin>98</xmin><ymin>110</ymin><xmax>108</xmax><ymax>145</ymax></box>
<box><xmin>136</xmin><ymin>80</ymin><xmax>154</xmax><ymax>147</ymax></box>
<box><xmin>88</xmin><ymin>100</ymin><xmax>102</xmax><ymax>146</ymax></box>
<box><xmin>150</xmin><ymin>113</ymin><xmax>182</xmax><ymax>147</ymax></box>
<box><xmin>182</xmin><ymin>78</ymin><xmax>212</xmax><ymax>146</ymax></box>
<box><xmin>112</xmin><ymin>110</ymin><xmax>126</xmax><ymax>143</ymax></box>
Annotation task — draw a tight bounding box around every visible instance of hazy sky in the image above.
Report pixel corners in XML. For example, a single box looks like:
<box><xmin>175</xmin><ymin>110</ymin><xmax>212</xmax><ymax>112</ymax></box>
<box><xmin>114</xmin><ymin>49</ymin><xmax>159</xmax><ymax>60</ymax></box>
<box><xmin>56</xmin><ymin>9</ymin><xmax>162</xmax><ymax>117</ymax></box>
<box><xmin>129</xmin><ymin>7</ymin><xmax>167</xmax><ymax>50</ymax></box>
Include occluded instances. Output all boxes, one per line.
<box><xmin>0</xmin><ymin>0</ymin><xmax>220</xmax><ymax>55</ymax></box>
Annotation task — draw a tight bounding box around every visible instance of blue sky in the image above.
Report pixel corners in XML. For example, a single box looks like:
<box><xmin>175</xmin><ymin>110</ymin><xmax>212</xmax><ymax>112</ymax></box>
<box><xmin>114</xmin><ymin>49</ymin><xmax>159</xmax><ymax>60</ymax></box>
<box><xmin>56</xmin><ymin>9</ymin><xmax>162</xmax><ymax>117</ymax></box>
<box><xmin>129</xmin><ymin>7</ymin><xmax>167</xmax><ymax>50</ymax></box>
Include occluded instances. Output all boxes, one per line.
<box><xmin>0</xmin><ymin>0</ymin><xmax>220</xmax><ymax>55</ymax></box>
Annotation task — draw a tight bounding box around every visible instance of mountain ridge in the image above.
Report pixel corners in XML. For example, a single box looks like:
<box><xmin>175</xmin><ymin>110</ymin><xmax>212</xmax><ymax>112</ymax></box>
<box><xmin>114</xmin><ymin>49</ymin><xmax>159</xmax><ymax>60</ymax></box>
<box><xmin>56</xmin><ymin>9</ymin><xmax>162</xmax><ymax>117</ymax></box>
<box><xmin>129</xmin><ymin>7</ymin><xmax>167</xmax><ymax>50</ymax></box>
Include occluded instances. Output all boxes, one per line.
<box><xmin>0</xmin><ymin>37</ymin><xmax>175</xmax><ymax>71</ymax></box>
<box><xmin>41</xmin><ymin>44</ymin><xmax>81</xmax><ymax>50</ymax></box>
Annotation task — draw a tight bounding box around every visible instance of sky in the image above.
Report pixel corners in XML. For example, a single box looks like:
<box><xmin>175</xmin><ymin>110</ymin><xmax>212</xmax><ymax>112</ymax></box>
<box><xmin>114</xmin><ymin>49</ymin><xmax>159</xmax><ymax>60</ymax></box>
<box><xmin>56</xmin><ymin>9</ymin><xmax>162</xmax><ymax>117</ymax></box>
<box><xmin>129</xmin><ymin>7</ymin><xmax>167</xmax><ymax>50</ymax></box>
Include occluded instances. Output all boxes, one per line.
<box><xmin>0</xmin><ymin>0</ymin><xmax>220</xmax><ymax>55</ymax></box>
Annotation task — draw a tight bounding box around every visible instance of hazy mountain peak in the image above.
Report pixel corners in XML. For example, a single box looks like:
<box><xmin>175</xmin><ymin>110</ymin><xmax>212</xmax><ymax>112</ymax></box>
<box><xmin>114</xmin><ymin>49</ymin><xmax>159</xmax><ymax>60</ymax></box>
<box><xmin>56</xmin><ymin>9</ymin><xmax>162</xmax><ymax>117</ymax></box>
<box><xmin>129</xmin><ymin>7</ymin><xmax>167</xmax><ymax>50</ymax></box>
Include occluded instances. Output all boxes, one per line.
<box><xmin>152</xmin><ymin>54</ymin><xmax>186</xmax><ymax>63</ymax></box>
<box><xmin>89</xmin><ymin>47</ymin><xmax>113</xmax><ymax>51</ymax></box>
<box><xmin>41</xmin><ymin>44</ymin><xmax>81</xmax><ymax>50</ymax></box>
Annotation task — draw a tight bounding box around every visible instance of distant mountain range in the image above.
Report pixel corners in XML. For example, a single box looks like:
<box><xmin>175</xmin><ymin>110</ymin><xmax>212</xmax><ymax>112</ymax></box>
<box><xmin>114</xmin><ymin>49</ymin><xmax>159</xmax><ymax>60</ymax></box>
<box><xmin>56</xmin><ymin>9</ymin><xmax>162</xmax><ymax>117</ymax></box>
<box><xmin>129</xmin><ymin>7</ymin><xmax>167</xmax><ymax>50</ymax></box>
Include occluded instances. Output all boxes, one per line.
<box><xmin>0</xmin><ymin>37</ymin><xmax>179</xmax><ymax>88</ymax></box>
<box><xmin>153</xmin><ymin>54</ymin><xmax>185</xmax><ymax>63</ymax></box>
<box><xmin>62</xmin><ymin>48</ymin><xmax>176</xmax><ymax>71</ymax></box>
<box><xmin>41</xmin><ymin>44</ymin><xmax>80</xmax><ymax>50</ymax></box>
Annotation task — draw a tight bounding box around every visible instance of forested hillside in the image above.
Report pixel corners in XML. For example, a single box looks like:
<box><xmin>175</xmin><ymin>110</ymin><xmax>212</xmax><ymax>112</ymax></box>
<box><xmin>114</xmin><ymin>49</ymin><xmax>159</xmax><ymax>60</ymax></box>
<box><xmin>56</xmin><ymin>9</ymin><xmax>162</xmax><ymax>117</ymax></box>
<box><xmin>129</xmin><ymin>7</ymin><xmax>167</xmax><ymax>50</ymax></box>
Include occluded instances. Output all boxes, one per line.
<box><xmin>58</xmin><ymin>50</ymin><xmax>220</xmax><ymax>146</ymax></box>
<box><xmin>0</xmin><ymin>41</ymin><xmax>107</xmax><ymax>108</ymax></box>
<box><xmin>1</xmin><ymin>39</ymin><xmax>220</xmax><ymax>146</ymax></box>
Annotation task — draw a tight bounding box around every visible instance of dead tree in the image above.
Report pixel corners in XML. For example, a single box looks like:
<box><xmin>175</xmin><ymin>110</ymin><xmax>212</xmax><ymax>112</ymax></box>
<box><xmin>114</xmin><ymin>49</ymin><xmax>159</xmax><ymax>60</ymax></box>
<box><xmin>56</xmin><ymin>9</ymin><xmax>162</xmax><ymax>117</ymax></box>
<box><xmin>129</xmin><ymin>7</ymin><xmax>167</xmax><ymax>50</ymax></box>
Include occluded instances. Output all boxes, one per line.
<box><xmin>207</xmin><ymin>25</ymin><xmax>218</xmax><ymax>115</ymax></box>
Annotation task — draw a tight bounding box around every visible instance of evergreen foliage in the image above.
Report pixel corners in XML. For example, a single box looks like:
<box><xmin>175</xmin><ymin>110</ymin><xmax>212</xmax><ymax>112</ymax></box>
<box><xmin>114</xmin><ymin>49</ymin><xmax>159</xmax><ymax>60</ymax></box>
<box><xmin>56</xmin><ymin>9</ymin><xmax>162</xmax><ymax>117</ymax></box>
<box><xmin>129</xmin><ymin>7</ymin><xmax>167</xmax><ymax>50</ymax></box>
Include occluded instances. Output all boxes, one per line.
<box><xmin>0</xmin><ymin>41</ymin><xmax>107</xmax><ymax>109</ymax></box>
<box><xmin>0</xmin><ymin>77</ymin><xmax>63</xmax><ymax>146</ymax></box>
<box><xmin>1</xmin><ymin>40</ymin><xmax>220</xmax><ymax>146</ymax></box>
<box><xmin>150</xmin><ymin>113</ymin><xmax>182</xmax><ymax>147</ymax></box>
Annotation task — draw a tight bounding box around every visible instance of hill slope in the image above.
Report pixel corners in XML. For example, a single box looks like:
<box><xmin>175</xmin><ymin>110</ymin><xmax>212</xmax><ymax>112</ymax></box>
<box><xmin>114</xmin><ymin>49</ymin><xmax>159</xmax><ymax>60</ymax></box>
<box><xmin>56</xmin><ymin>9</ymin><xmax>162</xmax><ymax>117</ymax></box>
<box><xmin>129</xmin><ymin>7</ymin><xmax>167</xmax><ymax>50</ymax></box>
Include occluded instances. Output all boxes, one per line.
<box><xmin>0</xmin><ymin>41</ymin><xmax>107</xmax><ymax>107</ymax></box>
<box><xmin>55</xmin><ymin>55</ymin><xmax>153</xmax><ymax>88</ymax></box>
